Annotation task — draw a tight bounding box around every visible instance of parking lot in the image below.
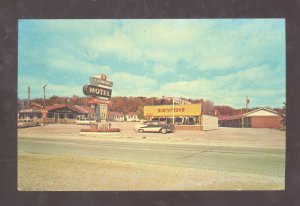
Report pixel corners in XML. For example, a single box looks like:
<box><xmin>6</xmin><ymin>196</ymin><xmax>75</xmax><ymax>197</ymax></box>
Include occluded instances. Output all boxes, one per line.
<box><xmin>18</xmin><ymin>122</ymin><xmax>286</xmax><ymax>148</ymax></box>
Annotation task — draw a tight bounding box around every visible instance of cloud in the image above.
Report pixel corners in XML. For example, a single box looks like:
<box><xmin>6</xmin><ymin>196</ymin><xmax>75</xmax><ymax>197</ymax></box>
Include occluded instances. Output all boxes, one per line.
<box><xmin>19</xmin><ymin>44</ymin><xmax>112</xmax><ymax>81</ymax></box>
<box><xmin>152</xmin><ymin>65</ymin><xmax>169</xmax><ymax>75</ymax></box>
<box><xmin>18</xmin><ymin>75</ymin><xmax>83</xmax><ymax>99</ymax></box>
<box><xmin>160</xmin><ymin>64</ymin><xmax>285</xmax><ymax>107</ymax></box>
<box><xmin>83</xmin><ymin>19</ymin><xmax>285</xmax><ymax>72</ymax></box>
<box><xmin>18</xmin><ymin>19</ymin><xmax>285</xmax><ymax>108</ymax></box>
<box><xmin>83</xmin><ymin>32</ymin><xmax>142</xmax><ymax>63</ymax></box>
<box><xmin>110</xmin><ymin>72</ymin><xmax>157</xmax><ymax>96</ymax></box>
<box><xmin>82</xmin><ymin>20</ymin><xmax>206</xmax><ymax>64</ymax></box>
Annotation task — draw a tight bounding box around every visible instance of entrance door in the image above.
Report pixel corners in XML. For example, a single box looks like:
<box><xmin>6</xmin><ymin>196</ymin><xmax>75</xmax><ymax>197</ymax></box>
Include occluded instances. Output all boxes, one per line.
<box><xmin>54</xmin><ymin>113</ymin><xmax>59</xmax><ymax>123</ymax></box>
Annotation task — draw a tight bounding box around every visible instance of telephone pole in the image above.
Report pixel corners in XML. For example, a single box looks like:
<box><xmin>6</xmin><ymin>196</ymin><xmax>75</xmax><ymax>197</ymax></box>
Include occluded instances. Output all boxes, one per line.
<box><xmin>246</xmin><ymin>96</ymin><xmax>249</xmax><ymax>113</ymax></box>
<box><xmin>27</xmin><ymin>86</ymin><xmax>30</xmax><ymax>109</ymax></box>
<box><xmin>43</xmin><ymin>83</ymin><xmax>47</xmax><ymax>108</ymax></box>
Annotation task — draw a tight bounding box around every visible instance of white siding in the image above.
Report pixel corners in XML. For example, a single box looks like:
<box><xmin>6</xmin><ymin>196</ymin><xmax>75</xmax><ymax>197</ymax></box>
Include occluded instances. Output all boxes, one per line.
<box><xmin>202</xmin><ymin>115</ymin><xmax>218</xmax><ymax>131</ymax></box>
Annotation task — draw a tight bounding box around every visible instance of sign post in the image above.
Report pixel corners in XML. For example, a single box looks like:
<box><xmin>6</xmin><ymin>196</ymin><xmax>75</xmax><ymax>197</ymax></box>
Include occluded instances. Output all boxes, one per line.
<box><xmin>82</xmin><ymin>74</ymin><xmax>113</xmax><ymax>129</ymax></box>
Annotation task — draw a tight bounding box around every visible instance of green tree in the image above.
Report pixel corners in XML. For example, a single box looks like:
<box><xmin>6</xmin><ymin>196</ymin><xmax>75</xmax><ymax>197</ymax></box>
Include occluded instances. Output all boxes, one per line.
<box><xmin>137</xmin><ymin>105</ymin><xmax>144</xmax><ymax>120</ymax></box>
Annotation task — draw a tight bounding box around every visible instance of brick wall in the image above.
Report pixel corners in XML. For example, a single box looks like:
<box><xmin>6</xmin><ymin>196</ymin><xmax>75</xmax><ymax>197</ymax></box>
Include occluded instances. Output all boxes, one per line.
<box><xmin>251</xmin><ymin>116</ymin><xmax>283</xmax><ymax>129</ymax></box>
<box><xmin>175</xmin><ymin>125</ymin><xmax>203</xmax><ymax>131</ymax></box>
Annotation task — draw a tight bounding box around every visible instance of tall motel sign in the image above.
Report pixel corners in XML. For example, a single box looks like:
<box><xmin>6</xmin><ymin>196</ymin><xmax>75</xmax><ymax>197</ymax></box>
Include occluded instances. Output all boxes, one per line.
<box><xmin>83</xmin><ymin>74</ymin><xmax>113</xmax><ymax>123</ymax></box>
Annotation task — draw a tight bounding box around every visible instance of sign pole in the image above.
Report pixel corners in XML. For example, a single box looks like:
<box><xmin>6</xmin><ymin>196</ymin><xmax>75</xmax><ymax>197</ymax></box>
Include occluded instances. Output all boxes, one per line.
<box><xmin>172</xmin><ymin>97</ymin><xmax>175</xmax><ymax>125</ymax></box>
<box><xmin>83</xmin><ymin>74</ymin><xmax>112</xmax><ymax>131</ymax></box>
<box><xmin>95</xmin><ymin>104</ymin><xmax>101</xmax><ymax>123</ymax></box>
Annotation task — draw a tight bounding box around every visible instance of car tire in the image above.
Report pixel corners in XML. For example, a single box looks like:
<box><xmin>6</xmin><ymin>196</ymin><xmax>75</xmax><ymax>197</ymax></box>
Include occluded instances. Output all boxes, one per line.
<box><xmin>138</xmin><ymin>129</ymin><xmax>144</xmax><ymax>133</ymax></box>
<box><xmin>161</xmin><ymin>128</ymin><xmax>167</xmax><ymax>134</ymax></box>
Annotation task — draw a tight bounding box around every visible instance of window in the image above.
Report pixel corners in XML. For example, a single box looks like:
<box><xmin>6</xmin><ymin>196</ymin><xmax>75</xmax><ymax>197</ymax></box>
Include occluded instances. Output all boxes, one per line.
<box><xmin>67</xmin><ymin>114</ymin><xmax>74</xmax><ymax>119</ymax></box>
<box><xmin>47</xmin><ymin>113</ymin><xmax>54</xmax><ymax>118</ymax></box>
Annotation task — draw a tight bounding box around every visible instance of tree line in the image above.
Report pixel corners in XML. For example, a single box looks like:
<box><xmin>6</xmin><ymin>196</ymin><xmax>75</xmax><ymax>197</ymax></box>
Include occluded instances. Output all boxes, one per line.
<box><xmin>18</xmin><ymin>95</ymin><xmax>284</xmax><ymax>117</ymax></box>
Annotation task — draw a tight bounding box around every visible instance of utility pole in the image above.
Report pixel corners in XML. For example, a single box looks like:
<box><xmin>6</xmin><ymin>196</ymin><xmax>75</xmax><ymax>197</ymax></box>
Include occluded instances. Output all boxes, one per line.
<box><xmin>172</xmin><ymin>97</ymin><xmax>175</xmax><ymax>124</ymax></box>
<box><xmin>241</xmin><ymin>108</ymin><xmax>244</xmax><ymax>128</ymax></box>
<box><xmin>27</xmin><ymin>86</ymin><xmax>30</xmax><ymax>109</ymax></box>
<box><xmin>246</xmin><ymin>96</ymin><xmax>249</xmax><ymax>113</ymax></box>
<box><xmin>43</xmin><ymin>83</ymin><xmax>47</xmax><ymax>108</ymax></box>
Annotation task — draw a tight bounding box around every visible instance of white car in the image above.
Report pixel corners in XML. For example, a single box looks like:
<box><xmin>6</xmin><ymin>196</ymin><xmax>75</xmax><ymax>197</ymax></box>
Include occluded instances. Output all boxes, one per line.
<box><xmin>18</xmin><ymin>119</ymin><xmax>38</xmax><ymax>128</ymax></box>
<box><xmin>75</xmin><ymin>118</ymin><xmax>97</xmax><ymax>125</ymax></box>
<box><xmin>134</xmin><ymin>121</ymin><xmax>175</xmax><ymax>134</ymax></box>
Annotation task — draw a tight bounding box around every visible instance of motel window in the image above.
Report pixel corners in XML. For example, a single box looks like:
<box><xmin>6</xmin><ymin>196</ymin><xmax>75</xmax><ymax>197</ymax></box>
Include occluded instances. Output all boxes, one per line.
<box><xmin>47</xmin><ymin>113</ymin><xmax>54</xmax><ymax>118</ymax></box>
<box><xmin>59</xmin><ymin>114</ymin><xmax>65</xmax><ymax>119</ymax></box>
<box><xmin>67</xmin><ymin>114</ymin><xmax>74</xmax><ymax>119</ymax></box>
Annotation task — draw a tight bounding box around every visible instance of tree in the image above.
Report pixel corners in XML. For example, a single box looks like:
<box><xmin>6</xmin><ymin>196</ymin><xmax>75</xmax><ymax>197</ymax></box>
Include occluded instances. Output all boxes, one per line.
<box><xmin>137</xmin><ymin>105</ymin><xmax>144</xmax><ymax>120</ymax></box>
<box><xmin>214</xmin><ymin>105</ymin><xmax>239</xmax><ymax>116</ymax></box>
<box><xmin>201</xmin><ymin>99</ymin><xmax>215</xmax><ymax>115</ymax></box>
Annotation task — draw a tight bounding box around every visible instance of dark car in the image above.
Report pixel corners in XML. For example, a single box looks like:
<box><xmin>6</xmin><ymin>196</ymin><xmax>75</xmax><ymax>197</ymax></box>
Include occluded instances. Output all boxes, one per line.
<box><xmin>134</xmin><ymin>121</ymin><xmax>175</xmax><ymax>134</ymax></box>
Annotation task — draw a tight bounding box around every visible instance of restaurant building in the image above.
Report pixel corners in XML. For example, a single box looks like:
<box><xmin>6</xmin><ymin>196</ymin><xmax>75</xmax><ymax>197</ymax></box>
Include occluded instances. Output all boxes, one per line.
<box><xmin>143</xmin><ymin>104</ymin><xmax>218</xmax><ymax>131</ymax></box>
<box><xmin>218</xmin><ymin>108</ymin><xmax>284</xmax><ymax>129</ymax></box>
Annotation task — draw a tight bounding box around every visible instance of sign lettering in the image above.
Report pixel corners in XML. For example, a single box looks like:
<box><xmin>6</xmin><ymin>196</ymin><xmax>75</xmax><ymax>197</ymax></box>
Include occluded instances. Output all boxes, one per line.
<box><xmin>88</xmin><ymin>98</ymin><xmax>111</xmax><ymax>105</ymax></box>
<box><xmin>90</xmin><ymin>77</ymin><xmax>113</xmax><ymax>87</ymax></box>
<box><xmin>158</xmin><ymin>108</ymin><xmax>185</xmax><ymax>113</ymax></box>
<box><xmin>83</xmin><ymin>85</ymin><xmax>112</xmax><ymax>99</ymax></box>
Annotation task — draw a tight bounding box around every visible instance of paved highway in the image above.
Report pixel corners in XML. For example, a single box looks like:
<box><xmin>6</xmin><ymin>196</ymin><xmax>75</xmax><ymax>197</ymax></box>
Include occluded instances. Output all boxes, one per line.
<box><xmin>18</xmin><ymin>136</ymin><xmax>285</xmax><ymax>178</ymax></box>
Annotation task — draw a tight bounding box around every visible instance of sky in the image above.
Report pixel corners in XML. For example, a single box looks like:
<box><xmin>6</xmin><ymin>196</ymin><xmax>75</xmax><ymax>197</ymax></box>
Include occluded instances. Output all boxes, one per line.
<box><xmin>18</xmin><ymin>19</ymin><xmax>285</xmax><ymax>108</ymax></box>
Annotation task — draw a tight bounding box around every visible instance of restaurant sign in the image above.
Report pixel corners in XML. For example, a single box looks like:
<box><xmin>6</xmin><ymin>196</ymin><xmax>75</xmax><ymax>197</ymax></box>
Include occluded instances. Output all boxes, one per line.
<box><xmin>83</xmin><ymin>84</ymin><xmax>112</xmax><ymax>99</ymax></box>
<box><xmin>144</xmin><ymin>104</ymin><xmax>201</xmax><ymax>117</ymax></box>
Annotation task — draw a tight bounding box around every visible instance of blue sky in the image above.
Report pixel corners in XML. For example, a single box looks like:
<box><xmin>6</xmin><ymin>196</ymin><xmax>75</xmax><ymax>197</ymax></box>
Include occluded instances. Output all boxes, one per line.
<box><xmin>18</xmin><ymin>19</ymin><xmax>285</xmax><ymax>108</ymax></box>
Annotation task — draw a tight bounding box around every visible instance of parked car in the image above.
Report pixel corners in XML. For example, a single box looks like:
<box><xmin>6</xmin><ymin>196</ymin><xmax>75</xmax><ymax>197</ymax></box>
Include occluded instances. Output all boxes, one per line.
<box><xmin>75</xmin><ymin>117</ymin><xmax>97</xmax><ymax>125</ymax></box>
<box><xmin>17</xmin><ymin>119</ymin><xmax>38</xmax><ymax>128</ymax></box>
<box><xmin>18</xmin><ymin>120</ymin><xmax>29</xmax><ymax>128</ymax></box>
<box><xmin>134</xmin><ymin>121</ymin><xmax>175</xmax><ymax>134</ymax></box>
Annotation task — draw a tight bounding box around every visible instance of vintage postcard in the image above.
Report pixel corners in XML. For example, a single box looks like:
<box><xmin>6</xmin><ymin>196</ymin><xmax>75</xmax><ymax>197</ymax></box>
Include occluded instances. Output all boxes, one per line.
<box><xmin>17</xmin><ymin>19</ymin><xmax>286</xmax><ymax>191</ymax></box>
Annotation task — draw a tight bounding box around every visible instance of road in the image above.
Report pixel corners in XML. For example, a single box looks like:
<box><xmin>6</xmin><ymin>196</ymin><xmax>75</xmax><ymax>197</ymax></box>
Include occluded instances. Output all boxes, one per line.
<box><xmin>18</xmin><ymin>134</ymin><xmax>285</xmax><ymax>190</ymax></box>
<box><xmin>19</xmin><ymin>136</ymin><xmax>285</xmax><ymax>177</ymax></box>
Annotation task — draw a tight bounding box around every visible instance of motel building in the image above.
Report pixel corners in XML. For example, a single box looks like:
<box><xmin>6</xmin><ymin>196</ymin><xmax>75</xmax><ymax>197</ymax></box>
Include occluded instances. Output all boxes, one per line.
<box><xmin>126</xmin><ymin>112</ymin><xmax>140</xmax><ymax>122</ymax></box>
<box><xmin>218</xmin><ymin>108</ymin><xmax>284</xmax><ymax>129</ymax></box>
<box><xmin>18</xmin><ymin>104</ymin><xmax>95</xmax><ymax>124</ymax></box>
<box><xmin>107</xmin><ymin>111</ymin><xmax>125</xmax><ymax>122</ymax></box>
<box><xmin>143</xmin><ymin>104</ymin><xmax>218</xmax><ymax>131</ymax></box>
<box><xmin>107</xmin><ymin>111</ymin><xmax>140</xmax><ymax>122</ymax></box>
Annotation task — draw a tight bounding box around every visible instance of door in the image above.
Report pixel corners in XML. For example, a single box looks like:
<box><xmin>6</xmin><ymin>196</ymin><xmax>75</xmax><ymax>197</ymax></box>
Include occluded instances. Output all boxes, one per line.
<box><xmin>54</xmin><ymin>113</ymin><xmax>59</xmax><ymax>123</ymax></box>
